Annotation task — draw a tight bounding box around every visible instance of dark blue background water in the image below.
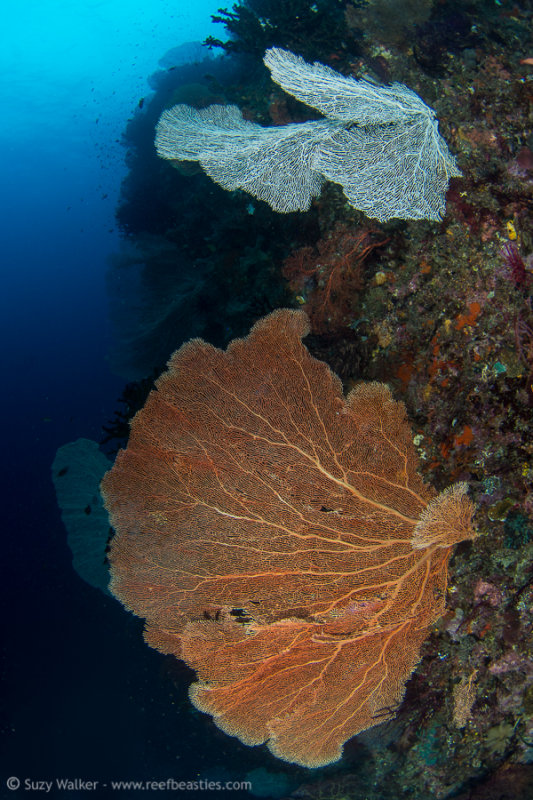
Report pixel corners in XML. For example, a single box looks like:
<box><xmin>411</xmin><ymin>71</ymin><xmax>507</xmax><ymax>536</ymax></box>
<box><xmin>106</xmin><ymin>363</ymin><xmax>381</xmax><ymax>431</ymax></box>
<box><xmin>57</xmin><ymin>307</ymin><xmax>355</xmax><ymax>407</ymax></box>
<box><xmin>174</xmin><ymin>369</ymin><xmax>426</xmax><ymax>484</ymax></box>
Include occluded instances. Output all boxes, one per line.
<box><xmin>0</xmin><ymin>3</ymin><xmax>308</xmax><ymax>797</ymax></box>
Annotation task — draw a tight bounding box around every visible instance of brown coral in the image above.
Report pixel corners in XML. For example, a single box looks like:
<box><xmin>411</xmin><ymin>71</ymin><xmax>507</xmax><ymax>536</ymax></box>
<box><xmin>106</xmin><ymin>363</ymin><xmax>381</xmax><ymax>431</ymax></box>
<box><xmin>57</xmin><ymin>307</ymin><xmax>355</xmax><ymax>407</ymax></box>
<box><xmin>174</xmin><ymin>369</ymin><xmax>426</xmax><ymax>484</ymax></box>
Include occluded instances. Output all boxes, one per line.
<box><xmin>101</xmin><ymin>309</ymin><xmax>476</xmax><ymax>768</ymax></box>
<box><xmin>282</xmin><ymin>223</ymin><xmax>387</xmax><ymax>333</ymax></box>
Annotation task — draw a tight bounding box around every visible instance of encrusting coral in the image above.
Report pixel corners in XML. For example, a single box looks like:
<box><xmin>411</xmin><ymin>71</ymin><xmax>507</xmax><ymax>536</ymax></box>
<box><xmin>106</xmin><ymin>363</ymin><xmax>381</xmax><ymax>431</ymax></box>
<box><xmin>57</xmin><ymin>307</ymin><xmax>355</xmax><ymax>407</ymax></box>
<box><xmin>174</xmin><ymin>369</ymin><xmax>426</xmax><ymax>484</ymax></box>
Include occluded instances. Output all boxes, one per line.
<box><xmin>101</xmin><ymin>309</ymin><xmax>477</xmax><ymax>768</ymax></box>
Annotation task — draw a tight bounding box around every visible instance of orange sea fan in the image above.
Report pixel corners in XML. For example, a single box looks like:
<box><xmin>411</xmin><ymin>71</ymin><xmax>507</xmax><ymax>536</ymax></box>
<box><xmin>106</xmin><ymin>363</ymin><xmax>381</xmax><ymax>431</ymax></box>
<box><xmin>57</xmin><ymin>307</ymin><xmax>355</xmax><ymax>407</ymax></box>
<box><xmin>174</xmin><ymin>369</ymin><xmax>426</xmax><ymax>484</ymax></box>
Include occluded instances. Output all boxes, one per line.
<box><xmin>101</xmin><ymin>309</ymin><xmax>476</xmax><ymax>768</ymax></box>
<box><xmin>282</xmin><ymin>223</ymin><xmax>387</xmax><ymax>333</ymax></box>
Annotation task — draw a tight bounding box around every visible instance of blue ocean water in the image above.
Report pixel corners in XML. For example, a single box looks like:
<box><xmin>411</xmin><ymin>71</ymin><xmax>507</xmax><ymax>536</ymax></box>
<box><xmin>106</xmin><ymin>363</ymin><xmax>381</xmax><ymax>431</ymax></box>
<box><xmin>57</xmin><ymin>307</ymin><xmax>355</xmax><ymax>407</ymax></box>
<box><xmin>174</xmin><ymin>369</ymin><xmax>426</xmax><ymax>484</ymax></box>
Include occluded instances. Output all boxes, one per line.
<box><xmin>1</xmin><ymin>2</ymin><xmax>299</xmax><ymax>797</ymax></box>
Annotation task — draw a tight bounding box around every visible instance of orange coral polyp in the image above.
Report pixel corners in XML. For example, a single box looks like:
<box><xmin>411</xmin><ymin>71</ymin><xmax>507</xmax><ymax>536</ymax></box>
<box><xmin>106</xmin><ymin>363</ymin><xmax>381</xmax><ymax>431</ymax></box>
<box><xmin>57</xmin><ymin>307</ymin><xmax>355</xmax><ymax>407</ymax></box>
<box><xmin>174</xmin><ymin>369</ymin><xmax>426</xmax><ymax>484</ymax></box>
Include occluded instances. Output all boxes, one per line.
<box><xmin>102</xmin><ymin>309</ymin><xmax>477</xmax><ymax>768</ymax></box>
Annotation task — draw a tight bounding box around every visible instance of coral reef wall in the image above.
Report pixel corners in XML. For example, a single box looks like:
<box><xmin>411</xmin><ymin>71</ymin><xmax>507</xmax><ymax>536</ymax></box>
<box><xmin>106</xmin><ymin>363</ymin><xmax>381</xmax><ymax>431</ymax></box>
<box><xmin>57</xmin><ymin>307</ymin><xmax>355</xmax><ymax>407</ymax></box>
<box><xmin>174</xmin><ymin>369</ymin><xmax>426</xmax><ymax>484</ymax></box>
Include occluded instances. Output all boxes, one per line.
<box><xmin>99</xmin><ymin>1</ymin><xmax>533</xmax><ymax>796</ymax></box>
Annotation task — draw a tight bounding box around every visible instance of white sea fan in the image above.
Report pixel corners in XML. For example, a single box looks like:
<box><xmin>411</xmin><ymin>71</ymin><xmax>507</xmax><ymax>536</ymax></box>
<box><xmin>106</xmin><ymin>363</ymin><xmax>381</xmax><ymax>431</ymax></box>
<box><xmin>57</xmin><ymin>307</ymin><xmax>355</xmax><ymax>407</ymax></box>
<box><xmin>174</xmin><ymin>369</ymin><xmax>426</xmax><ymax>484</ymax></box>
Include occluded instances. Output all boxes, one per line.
<box><xmin>155</xmin><ymin>48</ymin><xmax>462</xmax><ymax>222</ymax></box>
<box><xmin>156</xmin><ymin>104</ymin><xmax>327</xmax><ymax>212</ymax></box>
